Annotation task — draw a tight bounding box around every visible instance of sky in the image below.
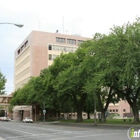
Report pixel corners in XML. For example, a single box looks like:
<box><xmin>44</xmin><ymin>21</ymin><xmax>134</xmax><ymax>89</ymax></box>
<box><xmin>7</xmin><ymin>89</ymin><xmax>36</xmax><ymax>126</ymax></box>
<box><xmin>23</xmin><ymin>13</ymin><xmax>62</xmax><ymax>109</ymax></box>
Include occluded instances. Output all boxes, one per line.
<box><xmin>0</xmin><ymin>0</ymin><xmax>140</xmax><ymax>94</ymax></box>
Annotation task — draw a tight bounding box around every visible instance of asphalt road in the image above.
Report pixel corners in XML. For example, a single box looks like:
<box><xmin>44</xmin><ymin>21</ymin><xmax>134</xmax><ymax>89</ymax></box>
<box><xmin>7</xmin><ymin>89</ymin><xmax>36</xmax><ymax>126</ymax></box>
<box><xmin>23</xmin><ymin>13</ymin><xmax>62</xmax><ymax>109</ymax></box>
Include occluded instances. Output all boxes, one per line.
<box><xmin>0</xmin><ymin>121</ymin><xmax>130</xmax><ymax>140</ymax></box>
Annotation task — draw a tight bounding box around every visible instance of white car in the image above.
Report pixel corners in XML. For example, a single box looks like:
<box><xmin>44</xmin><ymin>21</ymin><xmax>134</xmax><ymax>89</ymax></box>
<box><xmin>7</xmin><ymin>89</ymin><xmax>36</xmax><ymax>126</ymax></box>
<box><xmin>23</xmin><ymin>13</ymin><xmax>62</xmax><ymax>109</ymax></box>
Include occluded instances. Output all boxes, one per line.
<box><xmin>22</xmin><ymin>117</ymin><xmax>33</xmax><ymax>123</ymax></box>
<box><xmin>1</xmin><ymin>117</ymin><xmax>11</xmax><ymax>121</ymax></box>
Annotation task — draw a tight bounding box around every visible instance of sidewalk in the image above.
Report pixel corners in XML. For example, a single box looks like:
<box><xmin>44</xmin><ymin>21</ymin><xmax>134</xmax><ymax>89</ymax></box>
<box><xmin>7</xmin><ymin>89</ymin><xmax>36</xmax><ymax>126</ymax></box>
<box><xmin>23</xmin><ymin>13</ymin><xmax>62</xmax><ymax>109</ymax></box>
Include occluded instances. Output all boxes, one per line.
<box><xmin>11</xmin><ymin>119</ymin><xmax>140</xmax><ymax>129</ymax></box>
<box><xmin>38</xmin><ymin>121</ymin><xmax>140</xmax><ymax>129</ymax></box>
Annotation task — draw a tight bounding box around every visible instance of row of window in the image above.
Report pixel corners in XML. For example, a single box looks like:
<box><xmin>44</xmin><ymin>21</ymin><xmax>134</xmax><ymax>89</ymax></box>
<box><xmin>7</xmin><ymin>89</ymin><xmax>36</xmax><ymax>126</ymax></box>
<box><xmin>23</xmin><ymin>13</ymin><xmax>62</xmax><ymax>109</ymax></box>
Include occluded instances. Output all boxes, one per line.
<box><xmin>109</xmin><ymin>109</ymin><xmax>126</xmax><ymax>112</ymax></box>
<box><xmin>56</xmin><ymin>37</ymin><xmax>83</xmax><ymax>45</ymax></box>
<box><xmin>48</xmin><ymin>44</ymin><xmax>77</xmax><ymax>52</ymax></box>
<box><xmin>49</xmin><ymin>54</ymin><xmax>59</xmax><ymax>60</ymax></box>
<box><xmin>17</xmin><ymin>40</ymin><xmax>28</xmax><ymax>55</ymax></box>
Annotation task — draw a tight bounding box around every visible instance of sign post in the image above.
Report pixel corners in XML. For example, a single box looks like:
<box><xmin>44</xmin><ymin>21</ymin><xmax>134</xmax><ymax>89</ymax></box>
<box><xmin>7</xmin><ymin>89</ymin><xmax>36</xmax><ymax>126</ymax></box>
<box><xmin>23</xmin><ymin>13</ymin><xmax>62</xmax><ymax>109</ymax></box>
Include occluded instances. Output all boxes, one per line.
<box><xmin>43</xmin><ymin>109</ymin><xmax>46</xmax><ymax>122</ymax></box>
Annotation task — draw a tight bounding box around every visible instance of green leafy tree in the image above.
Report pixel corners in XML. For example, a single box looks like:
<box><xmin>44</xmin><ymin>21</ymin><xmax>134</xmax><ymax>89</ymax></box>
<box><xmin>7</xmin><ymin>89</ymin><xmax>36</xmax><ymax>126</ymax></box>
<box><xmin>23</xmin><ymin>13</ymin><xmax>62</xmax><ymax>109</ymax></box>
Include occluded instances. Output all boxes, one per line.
<box><xmin>10</xmin><ymin>77</ymin><xmax>41</xmax><ymax>105</ymax></box>
<box><xmin>50</xmin><ymin>52</ymin><xmax>88</xmax><ymax>122</ymax></box>
<box><xmin>0</xmin><ymin>71</ymin><xmax>6</xmax><ymax>94</ymax></box>
<box><xmin>83</xmin><ymin>94</ymin><xmax>99</xmax><ymax>119</ymax></box>
<box><xmin>78</xmin><ymin>39</ymin><xmax>115</xmax><ymax>122</ymax></box>
<box><xmin>84</xmin><ymin>18</ymin><xmax>140</xmax><ymax>123</ymax></box>
<box><xmin>109</xmin><ymin>19</ymin><xmax>140</xmax><ymax>123</ymax></box>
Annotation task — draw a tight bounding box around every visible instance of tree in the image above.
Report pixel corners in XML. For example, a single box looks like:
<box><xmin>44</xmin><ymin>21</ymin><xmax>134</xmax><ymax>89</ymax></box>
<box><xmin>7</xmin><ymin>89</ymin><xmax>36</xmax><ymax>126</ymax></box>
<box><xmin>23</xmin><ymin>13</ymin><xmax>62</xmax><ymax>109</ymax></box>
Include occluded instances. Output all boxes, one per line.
<box><xmin>0</xmin><ymin>71</ymin><xmax>6</xmax><ymax>94</ymax></box>
<box><xmin>51</xmin><ymin>52</ymin><xmax>88</xmax><ymax>122</ymax></box>
<box><xmin>83</xmin><ymin>18</ymin><xmax>140</xmax><ymax>123</ymax></box>
<box><xmin>110</xmin><ymin>19</ymin><xmax>140</xmax><ymax>123</ymax></box>
<box><xmin>83</xmin><ymin>94</ymin><xmax>98</xmax><ymax>119</ymax></box>
<box><xmin>77</xmin><ymin>39</ymin><xmax>115</xmax><ymax>122</ymax></box>
<box><xmin>10</xmin><ymin>77</ymin><xmax>41</xmax><ymax>106</ymax></box>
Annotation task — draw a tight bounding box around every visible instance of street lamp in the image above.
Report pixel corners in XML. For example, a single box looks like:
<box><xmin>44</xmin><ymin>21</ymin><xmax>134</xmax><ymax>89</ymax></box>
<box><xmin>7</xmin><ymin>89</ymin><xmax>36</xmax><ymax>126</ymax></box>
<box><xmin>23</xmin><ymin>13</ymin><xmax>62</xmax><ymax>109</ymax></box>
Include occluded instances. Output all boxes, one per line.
<box><xmin>94</xmin><ymin>95</ymin><xmax>97</xmax><ymax>125</ymax></box>
<box><xmin>0</xmin><ymin>22</ymin><xmax>24</xmax><ymax>28</ymax></box>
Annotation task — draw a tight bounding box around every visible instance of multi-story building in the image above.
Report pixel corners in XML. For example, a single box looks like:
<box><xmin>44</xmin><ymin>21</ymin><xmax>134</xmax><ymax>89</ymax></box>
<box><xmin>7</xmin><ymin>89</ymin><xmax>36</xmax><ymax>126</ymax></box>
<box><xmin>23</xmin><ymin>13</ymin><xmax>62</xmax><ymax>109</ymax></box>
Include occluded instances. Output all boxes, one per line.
<box><xmin>14</xmin><ymin>31</ymin><xmax>89</xmax><ymax>90</ymax></box>
<box><xmin>13</xmin><ymin>31</ymin><xmax>90</xmax><ymax>121</ymax></box>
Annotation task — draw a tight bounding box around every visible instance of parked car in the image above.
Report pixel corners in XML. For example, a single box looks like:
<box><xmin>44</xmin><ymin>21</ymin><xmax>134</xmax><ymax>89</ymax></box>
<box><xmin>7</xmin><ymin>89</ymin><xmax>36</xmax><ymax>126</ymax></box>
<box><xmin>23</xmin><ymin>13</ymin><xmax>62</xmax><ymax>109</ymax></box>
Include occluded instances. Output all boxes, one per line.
<box><xmin>22</xmin><ymin>117</ymin><xmax>33</xmax><ymax>123</ymax></box>
<box><xmin>0</xmin><ymin>117</ymin><xmax>4</xmax><ymax>121</ymax></box>
<box><xmin>1</xmin><ymin>117</ymin><xmax>11</xmax><ymax>121</ymax></box>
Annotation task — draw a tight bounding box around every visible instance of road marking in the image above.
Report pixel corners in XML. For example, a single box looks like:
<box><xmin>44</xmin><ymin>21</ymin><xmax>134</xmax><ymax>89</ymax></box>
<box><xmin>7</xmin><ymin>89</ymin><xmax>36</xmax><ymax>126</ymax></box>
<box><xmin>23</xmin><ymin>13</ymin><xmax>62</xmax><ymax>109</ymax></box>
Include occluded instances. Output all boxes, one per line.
<box><xmin>0</xmin><ymin>137</ymin><xmax>5</xmax><ymax>140</ymax></box>
<box><xmin>50</xmin><ymin>132</ymin><xmax>124</xmax><ymax>140</ymax></box>
<box><xmin>6</xmin><ymin>132</ymin><xmax>70</xmax><ymax>140</ymax></box>
<box><xmin>1</xmin><ymin>126</ymin><xmax>34</xmax><ymax>135</ymax></box>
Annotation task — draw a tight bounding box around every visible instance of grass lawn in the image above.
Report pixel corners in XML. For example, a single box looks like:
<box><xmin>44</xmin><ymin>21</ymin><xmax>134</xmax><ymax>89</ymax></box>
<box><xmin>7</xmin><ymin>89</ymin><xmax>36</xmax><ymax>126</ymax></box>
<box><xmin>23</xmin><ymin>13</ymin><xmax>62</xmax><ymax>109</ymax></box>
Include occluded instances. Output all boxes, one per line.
<box><xmin>60</xmin><ymin>118</ymin><xmax>139</xmax><ymax>125</ymax></box>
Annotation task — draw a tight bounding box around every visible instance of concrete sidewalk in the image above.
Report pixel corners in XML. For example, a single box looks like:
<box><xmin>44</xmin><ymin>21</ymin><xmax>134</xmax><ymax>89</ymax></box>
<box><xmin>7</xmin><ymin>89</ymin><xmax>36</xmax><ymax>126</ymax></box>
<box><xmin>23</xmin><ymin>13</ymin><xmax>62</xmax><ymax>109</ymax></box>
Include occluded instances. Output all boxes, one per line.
<box><xmin>38</xmin><ymin>121</ymin><xmax>140</xmax><ymax>129</ymax></box>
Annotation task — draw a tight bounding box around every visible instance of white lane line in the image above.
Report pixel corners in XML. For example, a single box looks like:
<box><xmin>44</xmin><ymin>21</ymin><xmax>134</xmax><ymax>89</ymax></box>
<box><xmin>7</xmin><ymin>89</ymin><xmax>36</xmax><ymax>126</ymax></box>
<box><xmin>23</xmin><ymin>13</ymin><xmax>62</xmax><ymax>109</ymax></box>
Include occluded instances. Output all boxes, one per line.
<box><xmin>0</xmin><ymin>137</ymin><xmax>5</xmax><ymax>140</ymax></box>
<box><xmin>6</xmin><ymin>134</ymin><xmax>47</xmax><ymax>139</ymax></box>
<box><xmin>1</xmin><ymin>126</ymin><xmax>34</xmax><ymax>135</ymax></box>
<box><xmin>50</xmin><ymin>132</ymin><xmax>124</xmax><ymax>140</ymax></box>
<box><xmin>17</xmin><ymin>125</ymin><xmax>72</xmax><ymax>133</ymax></box>
<box><xmin>6</xmin><ymin>131</ymin><xmax>71</xmax><ymax>140</ymax></box>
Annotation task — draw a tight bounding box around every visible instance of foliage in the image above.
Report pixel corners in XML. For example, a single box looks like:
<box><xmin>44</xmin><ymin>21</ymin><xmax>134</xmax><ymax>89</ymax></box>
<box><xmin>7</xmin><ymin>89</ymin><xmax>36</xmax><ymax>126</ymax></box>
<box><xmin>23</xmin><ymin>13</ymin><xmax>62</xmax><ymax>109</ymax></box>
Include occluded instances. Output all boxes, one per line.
<box><xmin>10</xmin><ymin>17</ymin><xmax>140</xmax><ymax>124</ymax></box>
<box><xmin>0</xmin><ymin>71</ymin><xmax>6</xmax><ymax>94</ymax></box>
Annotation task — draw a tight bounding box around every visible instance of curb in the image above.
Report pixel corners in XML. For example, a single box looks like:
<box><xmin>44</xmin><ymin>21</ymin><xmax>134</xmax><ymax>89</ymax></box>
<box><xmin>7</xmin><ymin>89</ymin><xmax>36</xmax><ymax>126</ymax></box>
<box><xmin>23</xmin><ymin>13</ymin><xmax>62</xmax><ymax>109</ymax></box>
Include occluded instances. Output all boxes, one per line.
<box><xmin>39</xmin><ymin>121</ymin><xmax>140</xmax><ymax>129</ymax></box>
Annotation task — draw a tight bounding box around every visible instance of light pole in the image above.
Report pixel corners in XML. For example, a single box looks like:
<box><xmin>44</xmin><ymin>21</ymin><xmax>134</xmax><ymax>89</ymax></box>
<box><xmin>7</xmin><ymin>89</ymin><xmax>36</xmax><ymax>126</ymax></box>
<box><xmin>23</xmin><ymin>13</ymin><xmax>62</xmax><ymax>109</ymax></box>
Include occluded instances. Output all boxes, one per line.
<box><xmin>21</xmin><ymin>105</ymin><xmax>22</xmax><ymax>121</ymax></box>
<box><xmin>0</xmin><ymin>22</ymin><xmax>24</xmax><ymax>28</ymax></box>
<box><xmin>43</xmin><ymin>101</ymin><xmax>46</xmax><ymax>122</ymax></box>
<box><xmin>94</xmin><ymin>95</ymin><xmax>97</xmax><ymax>125</ymax></box>
<box><xmin>33</xmin><ymin>104</ymin><xmax>36</xmax><ymax>122</ymax></box>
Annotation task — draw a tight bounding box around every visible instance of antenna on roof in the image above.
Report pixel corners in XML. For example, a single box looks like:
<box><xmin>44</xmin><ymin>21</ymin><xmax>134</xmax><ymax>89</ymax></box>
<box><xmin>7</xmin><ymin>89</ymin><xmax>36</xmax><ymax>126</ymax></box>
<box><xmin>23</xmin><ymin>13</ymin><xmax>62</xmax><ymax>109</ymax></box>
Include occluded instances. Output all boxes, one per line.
<box><xmin>62</xmin><ymin>16</ymin><xmax>64</xmax><ymax>34</ymax></box>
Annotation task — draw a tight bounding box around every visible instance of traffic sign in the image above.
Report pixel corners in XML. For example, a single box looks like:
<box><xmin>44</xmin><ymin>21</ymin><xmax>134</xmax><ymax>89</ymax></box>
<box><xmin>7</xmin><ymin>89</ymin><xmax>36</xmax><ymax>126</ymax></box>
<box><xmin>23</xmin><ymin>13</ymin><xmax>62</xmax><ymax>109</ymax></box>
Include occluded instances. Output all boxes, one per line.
<box><xmin>43</xmin><ymin>110</ymin><xmax>46</xmax><ymax>114</ymax></box>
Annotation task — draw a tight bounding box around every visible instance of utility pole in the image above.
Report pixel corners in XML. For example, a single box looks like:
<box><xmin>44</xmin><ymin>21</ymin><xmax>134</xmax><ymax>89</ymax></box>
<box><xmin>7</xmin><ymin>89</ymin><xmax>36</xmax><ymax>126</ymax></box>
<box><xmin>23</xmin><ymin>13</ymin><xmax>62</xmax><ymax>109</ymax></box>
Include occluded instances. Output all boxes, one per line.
<box><xmin>43</xmin><ymin>101</ymin><xmax>46</xmax><ymax>122</ymax></box>
<box><xmin>94</xmin><ymin>95</ymin><xmax>97</xmax><ymax>125</ymax></box>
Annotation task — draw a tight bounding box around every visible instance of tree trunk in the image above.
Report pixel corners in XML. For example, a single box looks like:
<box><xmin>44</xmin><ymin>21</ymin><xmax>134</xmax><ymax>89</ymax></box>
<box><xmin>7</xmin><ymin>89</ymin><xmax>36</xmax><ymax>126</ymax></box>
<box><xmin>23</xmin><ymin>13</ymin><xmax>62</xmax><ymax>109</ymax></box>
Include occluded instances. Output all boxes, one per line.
<box><xmin>126</xmin><ymin>96</ymin><xmax>139</xmax><ymax>123</ymax></box>
<box><xmin>101</xmin><ymin>110</ymin><xmax>106</xmax><ymax>122</ymax></box>
<box><xmin>132</xmin><ymin>104</ymin><xmax>139</xmax><ymax>123</ymax></box>
<box><xmin>87</xmin><ymin>111</ymin><xmax>90</xmax><ymax>119</ymax></box>
<box><xmin>76</xmin><ymin>106</ymin><xmax>83</xmax><ymax>122</ymax></box>
<box><xmin>96</xmin><ymin>87</ymin><xmax>112</xmax><ymax>122</ymax></box>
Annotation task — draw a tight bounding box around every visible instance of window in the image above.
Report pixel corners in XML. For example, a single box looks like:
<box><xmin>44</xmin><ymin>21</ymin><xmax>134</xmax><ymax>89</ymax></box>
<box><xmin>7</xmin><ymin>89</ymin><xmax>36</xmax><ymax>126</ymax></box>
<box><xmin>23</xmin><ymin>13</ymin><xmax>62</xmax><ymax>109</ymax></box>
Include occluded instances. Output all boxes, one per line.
<box><xmin>116</xmin><ymin>109</ymin><xmax>118</xmax><ymax>112</ymax></box>
<box><xmin>78</xmin><ymin>40</ymin><xmax>83</xmax><ymax>45</ymax></box>
<box><xmin>17</xmin><ymin>49</ymin><xmax>20</xmax><ymax>55</ymax></box>
<box><xmin>56</xmin><ymin>37</ymin><xmax>66</xmax><ymax>43</ymax></box>
<box><xmin>21</xmin><ymin>45</ymin><xmax>24</xmax><ymax>51</ymax></box>
<box><xmin>52</xmin><ymin>45</ymin><xmax>59</xmax><ymax>51</ymax></box>
<box><xmin>110</xmin><ymin>110</ymin><xmax>112</xmax><ymax>112</ymax></box>
<box><xmin>48</xmin><ymin>45</ymin><xmax>52</xmax><ymax>50</ymax></box>
<box><xmin>49</xmin><ymin>54</ymin><xmax>52</xmax><ymax>60</ymax></box>
<box><xmin>67</xmin><ymin>39</ymin><xmax>76</xmax><ymax>44</ymax></box>
<box><xmin>25</xmin><ymin>40</ymin><xmax>28</xmax><ymax>47</ymax></box>
<box><xmin>66</xmin><ymin>47</ymin><xmax>71</xmax><ymax>52</ymax></box>
<box><xmin>83</xmin><ymin>113</ymin><xmax>86</xmax><ymax>116</ymax></box>
<box><xmin>52</xmin><ymin>54</ymin><xmax>57</xmax><ymax>60</ymax></box>
<box><xmin>59</xmin><ymin>46</ymin><xmax>65</xmax><ymax>51</ymax></box>
<box><xmin>123</xmin><ymin>109</ymin><xmax>126</xmax><ymax>112</ymax></box>
<box><xmin>49</xmin><ymin>54</ymin><xmax>59</xmax><ymax>60</ymax></box>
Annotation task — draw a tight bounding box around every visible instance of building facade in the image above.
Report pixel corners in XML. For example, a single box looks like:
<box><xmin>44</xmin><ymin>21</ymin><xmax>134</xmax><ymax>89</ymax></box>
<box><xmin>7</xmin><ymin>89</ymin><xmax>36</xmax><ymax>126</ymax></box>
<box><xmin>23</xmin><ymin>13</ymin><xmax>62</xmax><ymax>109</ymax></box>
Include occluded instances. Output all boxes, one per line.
<box><xmin>14</xmin><ymin>31</ymin><xmax>89</xmax><ymax>90</ymax></box>
<box><xmin>13</xmin><ymin>30</ymin><xmax>132</xmax><ymax>121</ymax></box>
<box><xmin>13</xmin><ymin>31</ymin><xmax>90</xmax><ymax>121</ymax></box>
<box><xmin>107</xmin><ymin>100</ymin><xmax>131</xmax><ymax>117</ymax></box>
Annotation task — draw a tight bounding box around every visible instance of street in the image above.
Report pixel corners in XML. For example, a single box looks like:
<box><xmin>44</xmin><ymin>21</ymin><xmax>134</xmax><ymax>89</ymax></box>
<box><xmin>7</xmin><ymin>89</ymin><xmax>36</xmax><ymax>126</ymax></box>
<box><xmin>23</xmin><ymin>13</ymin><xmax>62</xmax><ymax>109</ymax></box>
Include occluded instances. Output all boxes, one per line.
<box><xmin>0</xmin><ymin>121</ymin><xmax>129</xmax><ymax>140</ymax></box>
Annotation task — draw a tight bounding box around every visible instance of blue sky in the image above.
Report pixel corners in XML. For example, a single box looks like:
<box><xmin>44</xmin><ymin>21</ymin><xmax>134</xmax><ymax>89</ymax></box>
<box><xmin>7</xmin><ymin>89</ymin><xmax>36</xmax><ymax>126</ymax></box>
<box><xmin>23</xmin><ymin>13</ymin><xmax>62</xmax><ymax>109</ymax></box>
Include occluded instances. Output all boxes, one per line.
<box><xmin>0</xmin><ymin>0</ymin><xmax>140</xmax><ymax>94</ymax></box>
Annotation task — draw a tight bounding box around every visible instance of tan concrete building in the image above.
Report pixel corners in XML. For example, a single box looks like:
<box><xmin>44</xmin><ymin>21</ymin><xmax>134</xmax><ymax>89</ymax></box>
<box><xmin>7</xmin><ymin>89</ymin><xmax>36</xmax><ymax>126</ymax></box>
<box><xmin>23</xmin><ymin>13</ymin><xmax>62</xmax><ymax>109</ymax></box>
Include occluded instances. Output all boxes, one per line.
<box><xmin>13</xmin><ymin>31</ymin><xmax>90</xmax><ymax>121</ymax></box>
<box><xmin>14</xmin><ymin>31</ymin><xmax>89</xmax><ymax>90</ymax></box>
